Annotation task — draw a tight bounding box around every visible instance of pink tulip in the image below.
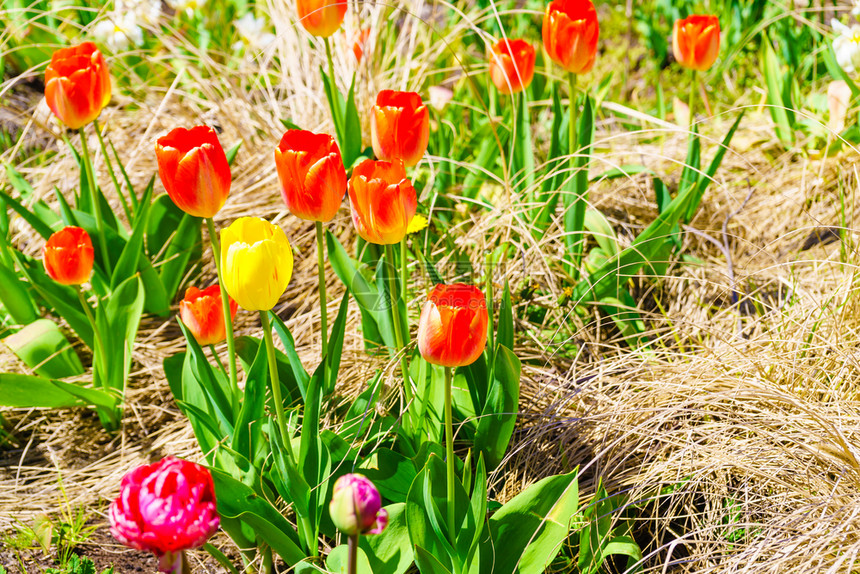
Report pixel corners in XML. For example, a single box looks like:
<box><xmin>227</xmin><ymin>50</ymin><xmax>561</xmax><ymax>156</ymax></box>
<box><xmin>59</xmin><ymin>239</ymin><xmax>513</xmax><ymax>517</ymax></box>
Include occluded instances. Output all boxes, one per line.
<box><xmin>329</xmin><ymin>473</ymin><xmax>388</xmax><ymax>536</ymax></box>
<box><xmin>109</xmin><ymin>457</ymin><xmax>220</xmax><ymax>573</ymax></box>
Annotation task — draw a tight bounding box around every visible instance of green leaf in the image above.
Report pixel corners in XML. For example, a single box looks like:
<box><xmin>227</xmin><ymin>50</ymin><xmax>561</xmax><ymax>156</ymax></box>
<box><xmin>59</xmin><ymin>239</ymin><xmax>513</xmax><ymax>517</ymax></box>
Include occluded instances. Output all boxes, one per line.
<box><xmin>3</xmin><ymin>319</ymin><xmax>84</xmax><ymax>379</ymax></box>
<box><xmin>326</xmin><ymin>545</ymin><xmax>373</xmax><ymax>574</ymax></box>
<box><xmin>210</xmin><ymin>468</ymin><xmax>306</xmax><ymax>565</ymax></box>
<box><xmin>0</xmin><ymin>260</ymin><xmax>37</xmax><ymax>325</ymax></box>
<box><xmin>484</xmin><ymin>471</ymin><xmax>579</xmax><ymax>574</ymax></box>
<box><xmin>225</xmin><ymin>141</ymin><xmax>242</xmax><ymax>165</ymax></box>
<box><xmin>563</xmin><ymin>94</ymin><xmax>595</xmax><ymax>273</ymax></box>
<box><xmin>685</xmin><ymin>111</ymin><xmax>745</xmax><ymax>222</ymax></box>
<box><xmin>583</xmin><ymin>209</ymin><xmax>619</xmax><ymax>258</ymax></box>
<box><xmin>342</xmin><ymin>74</ymin><xmax>363</xmax><ymax>169</ymax></box>
<box><xmin>0</xmin><ymin>189</ymin><xmax>56</xmax><ymax>239</ymax></box>
<box><xmin>236</xmin><ymin>335</ymin><xmax>304</xmax><ymax>405</ymax></box>
<box><xmin>497</xmin><ymin>281</ymin><xmax>513</xmax><ymax>351</ymax></box>
<box><xmin>230</xmin><ymin>329</ymin><xmax>268</xmax><ymax>461</ymax></box>
<box><xmin>474</xmin><ymin>345</ymin><xmax>520</xmax><ymax>469</ymax></box>
<box><xmin>360</xmin><ymin>504</ymin><xmax>414</xmax><ymax>574</ymax></box>
<box><xmin>0</xmin><ymin>373</ymin><xmax>116</xmax><ymax>409</ymax></box>
<box><xmin>511</xmin><ymin>91</ymin><xmax>535</xmax><ymax>201</ymax></box>
<box><xmin>110</xmin><ymin>192</ymin><xmax>150</xmax><ymax>291</ymax></box>
<box><xmin>823</xmin><ymin>47</ymin><xmax>860</xmax><ymax>98</ymax></box>
<box><xmin>414</xmin><ymin>545</ymin><xmax>453</xmax><ymax>574</ymax></box>
<box><xmin>764</xmin><ymin>38</ymin><xmax>794</xmax><ymax>144</ymax></box>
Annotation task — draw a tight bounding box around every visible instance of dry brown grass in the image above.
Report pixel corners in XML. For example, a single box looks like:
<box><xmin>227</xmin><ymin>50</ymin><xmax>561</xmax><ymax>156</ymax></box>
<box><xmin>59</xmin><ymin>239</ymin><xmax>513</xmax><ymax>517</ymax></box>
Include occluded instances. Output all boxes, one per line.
<box><xmin>3</xmin><ymin>1</ymin><xmax>860</xmax><ymax>572</ymax></box>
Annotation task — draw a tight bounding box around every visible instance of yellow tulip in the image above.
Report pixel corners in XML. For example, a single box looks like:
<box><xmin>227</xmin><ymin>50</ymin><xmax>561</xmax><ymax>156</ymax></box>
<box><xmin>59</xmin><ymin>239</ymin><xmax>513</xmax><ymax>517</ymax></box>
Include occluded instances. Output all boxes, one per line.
<box><xmin>221</xmin><ymin>217</ymin><xmax>293</xmax><ymax>311</ymax></box>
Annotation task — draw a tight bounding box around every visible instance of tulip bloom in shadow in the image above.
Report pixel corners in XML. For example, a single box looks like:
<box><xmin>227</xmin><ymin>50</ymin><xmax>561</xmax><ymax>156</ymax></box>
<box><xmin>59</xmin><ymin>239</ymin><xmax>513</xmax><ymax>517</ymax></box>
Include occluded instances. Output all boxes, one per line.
<box><xmin>371</xmin><ymin>90</ymin><xmax>430</xmax><ymax>168</ymax></box>
<box><xmin>417</xmin><ymin>283</ymin><xmax>489</xmax><ymax>546</ymax></box>
<box><xmin>109</xmin><ymin>457</ymin><xmax>220</xmax><ymax>574</ymax></box>
<box><xmin>330</xmin><ymin>474</ymin><xmax>388</xmax><ymax>574</ymax></box>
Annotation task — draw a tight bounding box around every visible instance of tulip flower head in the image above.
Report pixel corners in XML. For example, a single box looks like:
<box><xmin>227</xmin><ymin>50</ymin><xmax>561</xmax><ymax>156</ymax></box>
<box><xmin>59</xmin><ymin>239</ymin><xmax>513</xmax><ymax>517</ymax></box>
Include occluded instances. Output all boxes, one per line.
<box><xmin>329</xmin><ymin>474</ymin><xmax>388</xmax><ymax>536</ymax></box>
<box><xmin>155</xmin><ymin>126</ymin><xmax>232</xmax><ymax>218</ymax></box>
<box><xmin>418</xmin><ymin>283</ymin><xmax>489</xmax><ymax>368</ymax></box>
<box><xmin>371</xmin><ymin>90</ymin><xmax>430</xmax><ymax>167</ymax></box>
<box><xmin>673</xmin><ymin>15</ymin><xmax>720</xmax><ymax>72</ymax></box>
<box><xmin>179</xmin><ymin>285</ymin><xmax>238</xmax><ymax>346</ymax></box>
<box><xmin>353</xmin><ymin>28</ymin><xmax>371</xmax><ymax>62</ymax></box>
<box><xmin>221</xmin><ymin>217</ymin><xmax>294</xmax><ymax>312</ymax></box>
<box><xmin>542</xmin><ymin>0</ymin><xmax>599</xmax><ymax>74</ymax></box>
<box><xmin>109</xmin><ymin>457</ymin><xmax>219</xmax><ymax>573</ymax></box>
<box><xmin>43</xmin><ymin>226</ymin><xmax>94</xmax><ymax>286</ymax></box>
<box><xmin>274</xmin><ymin>129</ymin><xmax>347</xmax><ymax>222</ymax></box>
<box><xmin>297</xmin><ymin>0</ymin><xmax>347</xmax><ymax>37</ymax></box>
<box><xmin>489</xmin><ymin>39</ymin><xmax>536</xmax><ymax>95</ymax></box>
<box><xmin>347</xmin><ymin>159</ymin><xmax>417</xmax><ymax>245</ymax></box>
<box><xmin>44</xmin><ymin>42</ymin><xmax>112</xmax><ymax>130</ymax></box>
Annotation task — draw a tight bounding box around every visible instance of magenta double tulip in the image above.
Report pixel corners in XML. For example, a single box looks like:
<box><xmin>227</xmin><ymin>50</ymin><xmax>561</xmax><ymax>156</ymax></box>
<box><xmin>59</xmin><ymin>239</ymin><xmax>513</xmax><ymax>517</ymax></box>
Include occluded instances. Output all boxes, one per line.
<box><xmin>109</xmin><ymin>457</ymin><xmax>220</xmax><ymax>573</ymax></box>
<box><xmin>329</xmin><ymin>473</ymin><xmax>388</xmax><ymax>536</ymax></box>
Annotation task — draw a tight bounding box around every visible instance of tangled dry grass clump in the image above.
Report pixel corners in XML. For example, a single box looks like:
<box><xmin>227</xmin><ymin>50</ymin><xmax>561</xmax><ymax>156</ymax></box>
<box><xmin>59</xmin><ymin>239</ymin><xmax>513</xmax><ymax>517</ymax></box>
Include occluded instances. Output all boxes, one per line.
<box><xmin>3</xmin><ymin>1</ymin><xmax>860</xmax><ymax>572</ymax></box>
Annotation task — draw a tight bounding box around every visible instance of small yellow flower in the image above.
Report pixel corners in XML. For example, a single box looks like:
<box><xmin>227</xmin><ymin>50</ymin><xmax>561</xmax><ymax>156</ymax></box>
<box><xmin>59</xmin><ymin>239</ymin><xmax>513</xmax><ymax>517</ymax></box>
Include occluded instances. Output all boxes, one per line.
<box><xmin>407</xmin><ymin>214</ymin><xmax>429</xmax><ymax>234</ymax></box>
<box><xmin>221</xmin><ymin>217</ymin><xmax>293</xmax><ymax>311</ymax></box>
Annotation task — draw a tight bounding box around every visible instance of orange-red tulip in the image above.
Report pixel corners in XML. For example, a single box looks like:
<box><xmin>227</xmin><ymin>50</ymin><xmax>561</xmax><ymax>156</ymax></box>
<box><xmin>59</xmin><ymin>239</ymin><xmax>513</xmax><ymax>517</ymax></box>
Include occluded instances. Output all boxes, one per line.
<box><xmin>673</xmin><ymin>15</ymin><xmax>720</xmax><ymax>72</ymax></box>
<box><xmin>179</xmin><ymin>285</ymin><xmax>238</xmax><ymax>346</ymax></box>
<box><xmin>44</xmin><ymin>42</ymin><xmax>111</xmax><ymax>130</ymax></box>
<box><xmin>43</xmin><ymin>226</ymin><xmax>94</xmax><ymax>285</ymax></box>
<box><xmin>417</xmin><ymin>284</ymin><xmax>489</xmax><ymax>368</ymax></box>
<box><xmin>274</xmin><ymin>129</ymin><xmax>346</xmax><ymax>222</ymax></box>
<box><xmin>155</xmin><ymin>126</ymin><xmax>231</xmax><ymax>219</ymax></box>
<box><xmin>371</xmin><ymin>90</ymin><xmax>430</xmax><ymax>167</ymax></box>
<box><xmin>353</xmin><ymin>28</ymin><xmax>371</xmax><ymax>63</ymax></box>
<box><xmin>542</xmin><ymin>0</ymin><xmax>599</xmax><ymax>74</ymax></box>
<box><xmin>347</xmin><ymin>159</ymin><xmax>417</xmax><ymax>245</ymax></box>
<box><xmin>297</xmin><ymin>0</ymin><xmax>347</xmax><ymax>37</ymax></box>
<box><xmin>489</xmin><ymin>39</ymin><xmax>536</xmax><ymax>95</ymax></box>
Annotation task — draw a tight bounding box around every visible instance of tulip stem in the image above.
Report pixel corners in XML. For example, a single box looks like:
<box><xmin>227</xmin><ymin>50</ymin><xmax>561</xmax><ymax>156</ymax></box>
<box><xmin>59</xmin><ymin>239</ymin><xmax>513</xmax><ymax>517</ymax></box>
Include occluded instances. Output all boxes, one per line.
<box><xmin>486</xmin><ymin>252</ymin><xmax>495</xmax><ymax>353</ymax></box>
<box><xmin>566</xmin><ymin>72</ymin><xmax>582</xmax><ymax>279</ymax></box>
<box><xmin>76</xmin><ymin>286</ymin><xmax>117</xmax><ymax>429</ymax></box>
<box><xmin>316</xmin><ymin>221</ymin><xmax>329</xmax><ymax>366</ymax></box>
<box><xmin>206</xmin><ymin>217</ymin><xmax>240</xmax><ymax>405</ymax></box>
<box><xmin>400</xmin><ymin>237</ymin><xmax>408</xmax><ymax>308</ymax></box>
<box><xmin>324</xmin><ymin>37</ymin><xmax>337</xmax><ymax>96</ymax></box>
<box><xmin>688</xmin><ymin>70</ymin><xmax>696</xmax><ymax>131</ymax></box>
<box><xmin>260</xmin><ymin>311</ymin><xmax>293</xmax><ymax>459</ymax></box>
<box><xmin>348</xmin><ymin>534</ymin><xmax>359</xmax><ymax>574</ymax></box>
<box><xmin>208</xmin><ymin>344</ymin><xmax>228</xmax><ymax>380</ymax></box>
<box><xmin>444</xmin><ymin>366</ymin><xmax>456</xmax><ymax>546</ymax></box>
<box><xmin>78</xmin><ymin>127</ymin><xmax>111</xmax><ymax>275</ymax></box>
<box><xmin>92</xmin><ymin>119</ymin><xmax>131</xmax><ymax>223</ymax></box>
<box><xmin>384</xmin><ymin>243</ymin><xmax>412</xmax><ymax>403</ymax></box>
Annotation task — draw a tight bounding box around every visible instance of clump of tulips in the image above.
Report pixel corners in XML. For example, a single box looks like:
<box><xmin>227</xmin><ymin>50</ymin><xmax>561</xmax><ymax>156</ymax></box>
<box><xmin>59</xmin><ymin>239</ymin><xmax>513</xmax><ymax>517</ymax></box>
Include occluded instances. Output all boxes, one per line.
<box><xmin>0</xmin><ymin>0</ymin><xmax>749</xmax><ymax>572</ymax></box>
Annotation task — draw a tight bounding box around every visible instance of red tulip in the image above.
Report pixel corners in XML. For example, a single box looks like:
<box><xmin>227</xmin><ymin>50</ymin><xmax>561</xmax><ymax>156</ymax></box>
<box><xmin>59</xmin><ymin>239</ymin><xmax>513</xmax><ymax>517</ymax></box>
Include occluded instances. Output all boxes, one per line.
<box><xmin>43</xmin><ymin>226</ymin><xmax>94</xmax><ymax>285</ymax></box>
<box><xmin>274</xmin><ymin>129</ymin><xmax>346</xmax><ymax>222</ymax></box>
<box><xmin>44</xmin><ymin>42</ymin><xmax>111</xmax><ymax>130</ymax></box>
<box><xmin>297</xmin><ymin>0</ymin><xmax>347</xmax><ymax>37</ymax></box>
<box><xmin>347</xmin><ymin>159</ymin><xmax>417</xmax><ymax>245</ymax></box>
<box><xmin>542</xmin><ymin>0</ymin><xmax>599</xmax><ymax>74</ymax></box>
<box><xmin>673</xmin><ymin>15</ymin><xmax>720</xmax><ymax>72</ymax></box>
<box><xmin>371</xmin><ymin>90</ymin><xmax>430</xmax><ymax>167</ymax></box>
<box><xmin>109</xmin><ymin>457</ymin><xmax>220</xmax><ymax>573</ymax></box>
<box><xmin>155</xmin><ymin>126</ymin><xmax>231</xmax><ymax>218</ymax></box>
<box><xmin>179</xmin><ymin>285</ymin><xmax>238</xmax><ymax>346</ymax></box>
<box><xmin>489</xmin><ymin>39</ymin><xmax>536</xmax><ymax>95</ymax></box>
<box><xmin>417</xmin><ymin>284</ymin><xmax>489</xmax><ymax>368</ymax></box>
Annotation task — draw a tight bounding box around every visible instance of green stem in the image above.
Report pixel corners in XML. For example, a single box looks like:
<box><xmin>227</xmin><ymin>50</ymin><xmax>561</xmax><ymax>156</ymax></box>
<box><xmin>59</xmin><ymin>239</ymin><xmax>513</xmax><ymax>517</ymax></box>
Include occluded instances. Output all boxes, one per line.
<box><xmin>76</xmin><ymin>286</ymin><xmax>117</xmax><ymax>429</ymax></box>
<box><xmin>567</xmin><ymin>72</ymin><xmax>580</xmax><ymax>278</ymax></box>
<box><xmin>208</xmin><ymin>344</ymin><xmax>228</xmax><ymax>380</ymax></box>
<box><xmin>78</xmin><ymin>127</ymin><xmax>111</xmax><ymax>274</ymax></box>
<box><xmin>688</xmin><ymin>70</ymin><xmax>696</xmax><ymax>132</ymax></box>
<box><xmin>348</xmin><ymin>534</ymin><xmax>359</xmax><ymax>574</ymax></box>
<box><xmin>316</xmin><ymin>221</ymin><xmax>329</xmax><ymax>363</ymax></box>
<box><xmin>206</xmin><ymin>218</ymin><xmax>240</xmax><ymax>404</ymax></box>
<box><xmin>486</xmin><ymin>252</ymin><xmax>495</xmax><ymax>353</ymax></box>
<box><xmin>400</xmin><ymin>237</ymin><xmax>408</xmax><ymax>308</ymax></box>
<box><xmin>92</xmin><ymin>119</ymin><xmax>131</xmax><ymax>223</ymax></box>
<box><xmin>324</xmin><ymin>36</ymin><xmax>337</xmax><ymax>93</ymax></box>
<box><xmin>260</xmin><ymin>311</ymin><xmax>292</xmax><ymax>461</ymax></box>
<box><xmin>384</xmin><ymin>243</ymin><xmax>412</xmax><ymax>402</ymax></box>
<box><xmin>444</xmin><ymin>366</ymin><xmax>456</xmax><ymax>546</ymax></box>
